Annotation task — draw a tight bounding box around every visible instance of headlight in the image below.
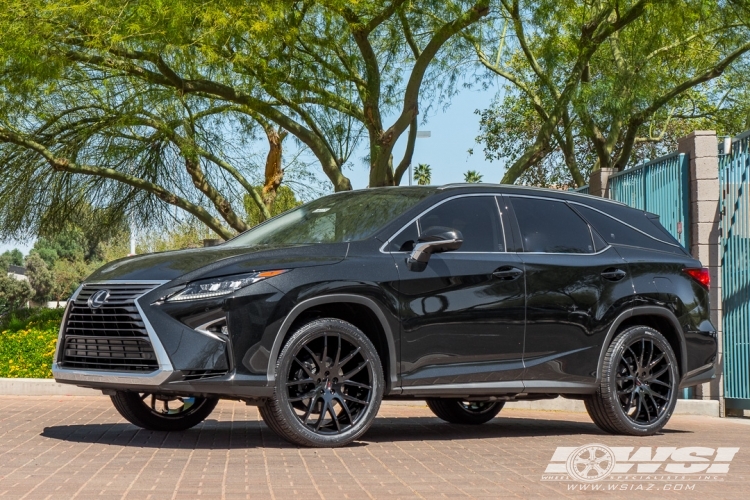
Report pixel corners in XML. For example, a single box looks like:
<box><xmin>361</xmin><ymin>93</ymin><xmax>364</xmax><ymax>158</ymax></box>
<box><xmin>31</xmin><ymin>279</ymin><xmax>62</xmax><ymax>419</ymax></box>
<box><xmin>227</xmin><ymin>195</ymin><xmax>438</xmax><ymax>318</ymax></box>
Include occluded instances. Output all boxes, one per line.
<box><xmin>167</xmin><ymin>270</ymin><xmax>286</xmax><ymax>302</ymax></box>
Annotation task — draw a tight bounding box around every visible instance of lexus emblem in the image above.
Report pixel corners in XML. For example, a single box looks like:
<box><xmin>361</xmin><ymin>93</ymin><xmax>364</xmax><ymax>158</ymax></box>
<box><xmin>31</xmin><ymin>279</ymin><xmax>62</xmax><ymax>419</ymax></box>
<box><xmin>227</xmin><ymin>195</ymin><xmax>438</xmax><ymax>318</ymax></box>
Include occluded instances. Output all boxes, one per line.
<box><xmin>87</xmin><ymin>289</ymin><xmax>110</xmax><ymax>309</ymax></box>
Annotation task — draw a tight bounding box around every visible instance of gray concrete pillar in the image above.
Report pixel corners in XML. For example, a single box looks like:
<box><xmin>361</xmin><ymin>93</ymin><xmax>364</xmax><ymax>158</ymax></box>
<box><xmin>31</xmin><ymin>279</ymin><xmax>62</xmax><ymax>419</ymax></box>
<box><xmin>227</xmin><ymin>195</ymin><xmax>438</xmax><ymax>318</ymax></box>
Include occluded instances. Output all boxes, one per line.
<box><xmin>588</xmin><ymin>168</ymin><xmax>615</xmax><ymax>198</ymax></box>
<box><xmin>677</xmin><ymin>131</ymin><xmax>723</xmax><ymax>411</ymax></box>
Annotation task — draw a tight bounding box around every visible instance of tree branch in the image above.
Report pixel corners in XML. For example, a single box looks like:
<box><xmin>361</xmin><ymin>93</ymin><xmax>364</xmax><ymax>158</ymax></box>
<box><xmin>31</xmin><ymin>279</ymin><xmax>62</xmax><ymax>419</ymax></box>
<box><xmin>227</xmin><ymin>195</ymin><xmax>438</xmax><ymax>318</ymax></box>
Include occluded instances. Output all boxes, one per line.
<box><xmin>0</xmin><ymin>127</ymin><xmax>234</xmax><ymax>239</ymax></box>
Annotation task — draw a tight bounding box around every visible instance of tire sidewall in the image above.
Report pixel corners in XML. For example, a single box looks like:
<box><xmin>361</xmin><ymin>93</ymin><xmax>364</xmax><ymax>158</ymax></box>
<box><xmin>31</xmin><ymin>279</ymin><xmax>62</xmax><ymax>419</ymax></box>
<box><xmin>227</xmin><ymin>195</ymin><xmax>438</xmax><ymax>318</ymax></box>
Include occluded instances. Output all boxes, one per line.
<box><xmin>273</xmin><ymin>319</ymin><xmax>384</xmax><ymax>446</ymax></box>
<box><xmin>605</xmin><ymin>327</ymin><xmax>679</xmax><ymax>435</ymax></box>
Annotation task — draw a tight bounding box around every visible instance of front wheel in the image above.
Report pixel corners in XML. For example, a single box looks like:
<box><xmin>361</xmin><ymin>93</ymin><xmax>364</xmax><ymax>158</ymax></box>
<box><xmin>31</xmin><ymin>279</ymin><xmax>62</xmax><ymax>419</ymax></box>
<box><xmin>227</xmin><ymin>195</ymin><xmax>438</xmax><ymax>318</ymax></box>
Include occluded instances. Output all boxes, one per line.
<box><xmin>586</xmin><ymin>325</ymin><xmax>679</xmax><ymax>436</ymax></box>
<box><xmin>260</xmin><ymin>318</ymin><xmax>384</xmax><ymax>447</ymax></box>
<box><xmin>426</xmin><ymin>398</ymin><xmax>504</xmax><ymax>425</ymax></box>
<box><xmin>111</xmin><ymin>392</ymin><xmax>219</xmax><ymax>431</ymax></box>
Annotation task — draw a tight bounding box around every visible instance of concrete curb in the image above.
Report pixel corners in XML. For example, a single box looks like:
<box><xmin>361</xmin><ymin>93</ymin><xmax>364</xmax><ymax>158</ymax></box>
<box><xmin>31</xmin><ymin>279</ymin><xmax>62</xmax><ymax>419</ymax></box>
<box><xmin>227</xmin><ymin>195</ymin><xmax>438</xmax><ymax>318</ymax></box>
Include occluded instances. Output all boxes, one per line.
<box><xmin>0</xmin><ymin>378</ymin><xmax>99</xmax><ymax>396</ymax></box>
<box><xmin>0</xmin><ymin>379</ymin><xmax>720</xmax><ymax>417</ymax></box>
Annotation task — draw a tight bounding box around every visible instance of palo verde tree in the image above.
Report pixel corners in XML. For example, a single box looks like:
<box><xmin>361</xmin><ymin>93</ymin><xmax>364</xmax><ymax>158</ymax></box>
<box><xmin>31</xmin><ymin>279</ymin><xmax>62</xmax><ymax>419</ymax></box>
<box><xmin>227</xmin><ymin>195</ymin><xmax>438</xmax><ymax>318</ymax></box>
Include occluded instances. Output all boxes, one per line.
<box><xmin>473</xmin><ymin>0</ymin><xmax>750</xmax><ymax>186</ymax></box>
<box><xmin>0</xmin><ymin>0</ymin><xmax>491</xmax><ymax>210</ymax></box>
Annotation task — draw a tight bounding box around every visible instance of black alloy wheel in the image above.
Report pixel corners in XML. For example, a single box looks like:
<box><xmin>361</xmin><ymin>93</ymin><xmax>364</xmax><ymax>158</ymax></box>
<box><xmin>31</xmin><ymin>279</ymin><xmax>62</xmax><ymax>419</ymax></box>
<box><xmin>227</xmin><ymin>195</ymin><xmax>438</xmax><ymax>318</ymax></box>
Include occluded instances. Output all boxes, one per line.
<box><xmin>111</xmin><ymin>391</ymin><xmax>219</xmax><ymax>431</ymax></box>
<box><xmin>426</xmin><ymin>398</ymin><xmax>504</xmax><ymax>425</ymax></box>
<box><xmin>586</xmin><ymin>325</ymin><xmax>679</xmax><ymax>435</ymax></box>
<box><xmin>260</xmin><ymin>318</ymin><xmax>384</xmax><ymax>447</ymax></box>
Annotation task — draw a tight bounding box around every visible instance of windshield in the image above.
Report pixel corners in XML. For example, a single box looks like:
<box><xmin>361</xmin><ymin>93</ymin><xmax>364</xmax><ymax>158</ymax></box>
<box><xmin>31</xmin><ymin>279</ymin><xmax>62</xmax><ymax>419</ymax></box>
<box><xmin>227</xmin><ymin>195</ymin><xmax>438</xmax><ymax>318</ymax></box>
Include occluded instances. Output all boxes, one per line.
<box><xmin>224</xmin><ymin>188</ymin><xmax>435</xmax><ymax>247</ymax></box>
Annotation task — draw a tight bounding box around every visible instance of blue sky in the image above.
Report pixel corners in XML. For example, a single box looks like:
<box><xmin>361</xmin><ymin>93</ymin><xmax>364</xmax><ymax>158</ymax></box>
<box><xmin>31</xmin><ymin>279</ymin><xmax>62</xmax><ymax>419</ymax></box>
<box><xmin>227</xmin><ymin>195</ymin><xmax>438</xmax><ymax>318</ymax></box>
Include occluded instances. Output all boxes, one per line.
<box><xmin>0</xmin><ymin>85</ymin><xmax>502</xmax><ymax>256</ymax></box>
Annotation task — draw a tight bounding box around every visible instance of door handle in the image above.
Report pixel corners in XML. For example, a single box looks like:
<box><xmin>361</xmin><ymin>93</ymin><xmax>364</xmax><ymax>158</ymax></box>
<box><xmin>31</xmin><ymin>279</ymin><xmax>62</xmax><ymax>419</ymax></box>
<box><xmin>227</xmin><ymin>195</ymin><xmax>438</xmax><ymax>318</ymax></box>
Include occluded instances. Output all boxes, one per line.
<box><xmin>493</xmin><ymin>266</ymin><xmax>523</xmax><ymax>280</ymax></box>
<box><xmin>601</xmin><ymin>268</ymin><xmax>627</xmax><ymax>281</ymax></box>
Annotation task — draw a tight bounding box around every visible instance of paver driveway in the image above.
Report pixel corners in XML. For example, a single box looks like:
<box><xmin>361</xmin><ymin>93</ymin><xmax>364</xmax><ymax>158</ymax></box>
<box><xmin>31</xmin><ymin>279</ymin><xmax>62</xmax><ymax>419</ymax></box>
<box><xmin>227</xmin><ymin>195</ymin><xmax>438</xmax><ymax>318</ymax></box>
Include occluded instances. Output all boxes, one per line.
<box><xmin>0</xmin><ymin>396</ymin><xmax>748</xmax><ymax>499</ymax></box>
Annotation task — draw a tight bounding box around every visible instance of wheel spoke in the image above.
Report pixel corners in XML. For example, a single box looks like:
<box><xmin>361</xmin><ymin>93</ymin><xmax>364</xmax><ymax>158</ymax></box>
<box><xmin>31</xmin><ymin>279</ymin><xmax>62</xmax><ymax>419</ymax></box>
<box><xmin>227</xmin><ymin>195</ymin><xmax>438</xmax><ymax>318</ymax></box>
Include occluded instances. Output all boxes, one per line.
<box><xmin>302</xmin><ymin>395</ymin><xmax>319</xmax><ymax>424</ymax></box>
<box><xmin>322</xmin><ymin>334</ymin><xmax>328</xmax><ymax>366</ymax></box>
<box><xmin>338</xmin><ymin>347</ymin><xmax>361</xmax><ymax>368</ymax></box>
<box><xmin>287</xmin><ymin>378</ymin><xmax>315</xmax><ymax>386</ymax></box>
<box><xmin>639</xmin><ymin>339</ymin><xmax>645</xmax><ymax>369</ymax></box>
<box><xmin>289</xmin><ymin>389</ymin><xmax>318</xmax><ymax>402</ymax></box>
<box><xmin>335</xmin><ymin>395</ymin><xmax>354</xmax><ymax>425</ymax></box>
<box><xmin>328</xmin><ymin>403</ymin><xmax>341</xmax><ymax>432</ymax></box>
<box><xmin>342</xmin><ymin>360</ymin><xmax>368</xmax><ymax>380</ymax></box>
<box><xmin>648</xmin><ymin>353</ymin><xmax>665</xmax><ymax>370</ymax></box>
<box><xmin>334</xmin><ymin>334</ymin><xmax>342</xmax><ymax>367</ymax></box>
<box><xmin>315</xmin><ymin>400</ymin><xmax>329</xmax><ymax>431</ymax></box>
<box><xmin>293</xmin><ymin>357</ymin><xmax>315</xmax><ymax>378</ymax></box>
<box><xmin>647</xmin><ymin>393</ymin><xmax>661</xmax><ymax>416</ymax></box>
<box><xmin>151</xmin><ymin>394</ymin><xmax>156</xmax><ymax>411</ymax></box>
<box><xmin>650</xmin><ymin>364</ymin><xmax>670</xmax><ymax>380</ymax></box>
<box><xmin>343</xmin><ymin>380</ymin><xmax>371</xmax><ymax>389</ymax></box>
<box><xmin>140</xmin><ymin>393</ymin><xmax>149</xmax><ymax>400</ymax></box>
<box><xmin>303</xmin><ymin>345</ymin><xmax>323</xmax><ymax>369</ymax></box>
<box><xmin>650</xmin><ymin>379</ymin><xmax>671</xmax><ymax>388</ymax></box>
<box><xmin>643</xmin><ymin>394</ymin><xmax>652</xmax><ymax>422</ymax></box>
<box><xmin>342</xmin><ymin>393</ymin><xmax>368</xmax><ymax>405</ymax></box>
<box><xmin>617</xmin><ymin>387</ymin><xmax>634</xmax><ymax>396</ymax></box>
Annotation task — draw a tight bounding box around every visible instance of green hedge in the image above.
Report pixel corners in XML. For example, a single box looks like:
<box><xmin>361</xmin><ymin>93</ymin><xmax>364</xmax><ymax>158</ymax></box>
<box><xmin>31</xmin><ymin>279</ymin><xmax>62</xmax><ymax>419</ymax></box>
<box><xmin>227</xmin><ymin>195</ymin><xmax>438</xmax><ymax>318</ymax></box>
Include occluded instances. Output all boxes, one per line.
<box><xmin>0</xmin><ymin>308</ymin><xmax>64</xmax><ymax>378</ymax></box>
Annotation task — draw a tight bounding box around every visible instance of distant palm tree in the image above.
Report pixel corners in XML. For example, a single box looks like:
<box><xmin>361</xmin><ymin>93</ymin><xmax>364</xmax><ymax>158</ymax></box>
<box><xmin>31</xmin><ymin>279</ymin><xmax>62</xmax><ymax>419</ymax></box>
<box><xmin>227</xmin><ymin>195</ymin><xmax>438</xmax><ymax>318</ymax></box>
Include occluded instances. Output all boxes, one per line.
<box><xmin>413</xmin><ymin>163</ymin><xmax>432</xmax><ymax>185</ymax></box>
<box><xmin>464</xmin><ymin>170</ymin><xmax>483</xmax><ymax>183</ymax></box>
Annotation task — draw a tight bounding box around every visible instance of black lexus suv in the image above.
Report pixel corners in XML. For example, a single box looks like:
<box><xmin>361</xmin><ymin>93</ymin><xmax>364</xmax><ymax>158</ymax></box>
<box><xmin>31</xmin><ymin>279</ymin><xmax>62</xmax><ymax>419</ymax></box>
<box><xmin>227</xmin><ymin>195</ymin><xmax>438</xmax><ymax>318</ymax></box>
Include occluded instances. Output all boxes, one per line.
<box><xmin>53</xmin><ymin>185</ymin><xmax>717</xmax><ymax>447</ymax></box>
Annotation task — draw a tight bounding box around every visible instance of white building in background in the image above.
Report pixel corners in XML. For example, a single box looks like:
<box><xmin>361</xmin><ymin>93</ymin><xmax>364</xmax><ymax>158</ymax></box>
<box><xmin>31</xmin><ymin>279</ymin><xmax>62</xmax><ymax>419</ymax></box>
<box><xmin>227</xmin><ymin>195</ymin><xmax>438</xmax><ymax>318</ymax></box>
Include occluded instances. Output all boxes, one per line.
<box><xmin>7</xmin><ymin>264</ymin><xmax>27</xmax><ymax>281</ymax></box>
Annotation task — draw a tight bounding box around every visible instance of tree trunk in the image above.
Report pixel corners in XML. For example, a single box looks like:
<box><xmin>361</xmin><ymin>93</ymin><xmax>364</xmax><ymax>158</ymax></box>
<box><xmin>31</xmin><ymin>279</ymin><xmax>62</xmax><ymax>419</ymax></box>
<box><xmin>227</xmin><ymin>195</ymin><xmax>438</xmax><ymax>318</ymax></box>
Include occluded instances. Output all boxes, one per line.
<box><xmin>260</xmin><ymin>126</ymin><xmax>287</xmax><ymax>221</ymax></box>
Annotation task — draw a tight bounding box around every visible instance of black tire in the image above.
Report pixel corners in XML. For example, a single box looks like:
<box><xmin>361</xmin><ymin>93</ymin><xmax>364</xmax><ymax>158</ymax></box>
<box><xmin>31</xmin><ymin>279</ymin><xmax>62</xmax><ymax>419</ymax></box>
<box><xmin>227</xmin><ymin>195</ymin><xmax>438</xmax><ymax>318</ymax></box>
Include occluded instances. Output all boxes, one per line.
<box><xmin>426</xmin><ymin>398</ymin><xmax>504</xmax><ymax>425</ymax></box>
<box><xmin>260</xmin><ymin>318</ymin><xmax>384</xmax><ymax>448</ymax></box>
<box><xmin>586</xmin><ymin>325</ymin><xmax>679</xmax><ymax>436</ymax></box>
<box><xmin>111</xmin><ymin>392</ymin><xmax>219</xmax><ymax>432</ymax></box>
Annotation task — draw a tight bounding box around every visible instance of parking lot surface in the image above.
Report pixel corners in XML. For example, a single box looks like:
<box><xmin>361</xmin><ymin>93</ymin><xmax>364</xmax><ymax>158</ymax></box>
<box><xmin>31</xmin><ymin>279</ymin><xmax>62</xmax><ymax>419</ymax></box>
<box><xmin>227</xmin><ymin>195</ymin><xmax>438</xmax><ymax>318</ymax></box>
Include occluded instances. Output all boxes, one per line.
<box><xmin>0</xmin><ymin>396</ymin><xmax>748</xmax><ymax>499</ymax></box>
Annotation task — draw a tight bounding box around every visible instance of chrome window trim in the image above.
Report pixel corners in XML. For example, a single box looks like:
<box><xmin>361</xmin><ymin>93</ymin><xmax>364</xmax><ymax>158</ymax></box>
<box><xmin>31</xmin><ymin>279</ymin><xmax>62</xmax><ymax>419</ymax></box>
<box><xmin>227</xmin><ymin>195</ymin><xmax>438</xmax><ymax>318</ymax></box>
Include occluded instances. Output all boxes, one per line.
<box><xmin>567</xmin><ymin>199</ymin><xmax>681</xmax><ymax>248</ymax></box>
<box><xmin>52</xmin><ymin>280</ymin><xmax>174</xmax><ymax>387</ymax></box>
<box><xmin>506</xmin><ymin>194</ymin><xmax>605</xmax><ymax>256</ymax></box>
<box><xmin>380</xmin><ymin>193</ymin><xmax>509</xmax><ymax>254</ymax></box>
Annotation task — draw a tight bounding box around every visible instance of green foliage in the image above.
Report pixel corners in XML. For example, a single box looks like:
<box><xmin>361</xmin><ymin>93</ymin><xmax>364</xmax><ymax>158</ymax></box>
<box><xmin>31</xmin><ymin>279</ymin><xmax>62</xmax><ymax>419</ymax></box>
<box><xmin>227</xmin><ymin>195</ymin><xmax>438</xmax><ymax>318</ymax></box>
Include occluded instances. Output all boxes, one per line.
<box><xmin>244</xmin><ymin>186</ymin><xmax>302</xmax><ymax>227</ymax></box>
<box><xmin>24</xmin><ymin>253</ymin><xmax>53</xmax><ymax>302</ymax></box>
<box><xmin>413</xmin><ymin>164</ymin><xmax>432</xmax><ymax>186</ymax></box>
<box><xmin>474</xmin><ymin>0</ymin><xmax>750</xmax><ymax>185</ymax></box>
<box><xmin>0</xmin><ymin>308</ymin><xmax>64</xmax><ymax>378</ymax></box>
<box><xmin>0</xmin><ymin>0</ymin><xmax>491</xmax><ymax>243</ymax></box>
<box><xmin>0</xmin><ymin>249</ymin><xmax>23</xmax><ymax>269</ymax></box>
<box><xmin>136</xmin><ymin>222</ymin><xmax>210</xmax><ymax>254</ymax></box>
<box><xmin>0</xmin><ymin>274</ymin><xmax>34</xmax><ymax>315</ymax></box>
<box><xmin>464</xmin><ymin>170</ymin><xmax>483</xmax><ymax>183</ymax></box>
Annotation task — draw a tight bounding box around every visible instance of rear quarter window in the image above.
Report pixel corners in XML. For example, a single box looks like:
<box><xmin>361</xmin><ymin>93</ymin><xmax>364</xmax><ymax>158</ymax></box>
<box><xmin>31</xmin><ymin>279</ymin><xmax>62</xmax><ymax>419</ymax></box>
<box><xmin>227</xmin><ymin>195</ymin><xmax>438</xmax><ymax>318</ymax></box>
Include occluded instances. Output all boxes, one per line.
<box><xmin>573</xmin><ymin>204</ymin><xmax>685</xmax><ymax>254</ymax></box>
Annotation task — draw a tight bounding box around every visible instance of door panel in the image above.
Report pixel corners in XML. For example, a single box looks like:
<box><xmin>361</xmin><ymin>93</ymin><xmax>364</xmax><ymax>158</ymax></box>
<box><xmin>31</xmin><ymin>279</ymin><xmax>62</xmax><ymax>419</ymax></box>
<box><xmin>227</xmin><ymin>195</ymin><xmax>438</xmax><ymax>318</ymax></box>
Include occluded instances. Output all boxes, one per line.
<box><xmin>392</xmin><ymin>195</ymin><xmax>526</xmax><ymax>387</ymax></box>
<box><xmin>397</xmin><ymin>252</ymin><xmax>526</xmax><ymax>386</ymax></box>
<box><xmin>506</xmin><ymin>196</ymin><xmax>633</xmax><ymax>385</ymax></box>
<box><xmin>520</xmin><ymin>248</ymin><xmax>633</xmax><ymax>384</ymax></box>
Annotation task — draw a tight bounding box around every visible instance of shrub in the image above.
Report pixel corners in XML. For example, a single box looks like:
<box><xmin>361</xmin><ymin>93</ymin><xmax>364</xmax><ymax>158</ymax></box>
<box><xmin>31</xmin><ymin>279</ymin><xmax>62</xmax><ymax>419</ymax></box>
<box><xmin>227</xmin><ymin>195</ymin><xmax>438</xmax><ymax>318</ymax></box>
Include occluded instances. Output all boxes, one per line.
<box><xmin>0</xmin><ymin>308</ymin><xmax>64</xmax><ymax>378</ymax></box>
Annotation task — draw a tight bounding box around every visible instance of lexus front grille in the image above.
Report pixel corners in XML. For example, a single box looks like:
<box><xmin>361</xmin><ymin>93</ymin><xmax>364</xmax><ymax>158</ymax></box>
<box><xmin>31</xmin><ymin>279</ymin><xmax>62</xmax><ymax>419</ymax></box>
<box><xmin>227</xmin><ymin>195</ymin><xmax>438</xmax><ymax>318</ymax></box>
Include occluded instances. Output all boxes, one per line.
<box><xmin>60</xmin><ymin>283</ymin><xmax>160</xmax><ymax>372</ymax></box>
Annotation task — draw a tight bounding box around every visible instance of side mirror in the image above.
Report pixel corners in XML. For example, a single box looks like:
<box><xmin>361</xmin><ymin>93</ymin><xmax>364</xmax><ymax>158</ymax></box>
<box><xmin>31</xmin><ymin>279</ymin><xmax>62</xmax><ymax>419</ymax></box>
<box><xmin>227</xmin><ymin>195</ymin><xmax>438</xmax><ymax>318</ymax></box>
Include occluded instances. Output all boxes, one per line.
<box><xmin>406</xmin><ymin>227</ymin><xmax>463</xmax><ymax>271</ymax></box>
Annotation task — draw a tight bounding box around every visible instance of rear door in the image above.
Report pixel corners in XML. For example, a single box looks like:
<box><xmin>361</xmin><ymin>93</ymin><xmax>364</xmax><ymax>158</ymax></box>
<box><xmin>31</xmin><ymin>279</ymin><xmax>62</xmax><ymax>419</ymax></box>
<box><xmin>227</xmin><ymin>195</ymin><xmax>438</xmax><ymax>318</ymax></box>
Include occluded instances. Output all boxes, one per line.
<box><xmin>388</xmin><ymin>195</ymin><xmax>526</xmax><ymax>390</ymax></box>
<box><xmin>506</xmin><ymin>195</ymin><xmax>633</xmax><ymax>389</ymax></box>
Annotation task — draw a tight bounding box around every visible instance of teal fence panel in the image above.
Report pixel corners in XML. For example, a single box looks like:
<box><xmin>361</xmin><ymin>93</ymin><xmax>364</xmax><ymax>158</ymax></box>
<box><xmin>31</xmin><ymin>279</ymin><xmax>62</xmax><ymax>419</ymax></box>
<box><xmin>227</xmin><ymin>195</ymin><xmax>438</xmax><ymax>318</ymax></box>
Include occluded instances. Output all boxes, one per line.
<box><xmin>575</xmin><ymin>185</ymin><xmax>589</xmax><ymax>195</ymax></box>
<box><xmin>608</xmin><ymin>152</ymin><xmax>690</xmax><ymax>248</ymax></box>
<box><xmin>720</xmin><ymin>130</ymin><xmax>750</xmax><ymax>401</ymax></box>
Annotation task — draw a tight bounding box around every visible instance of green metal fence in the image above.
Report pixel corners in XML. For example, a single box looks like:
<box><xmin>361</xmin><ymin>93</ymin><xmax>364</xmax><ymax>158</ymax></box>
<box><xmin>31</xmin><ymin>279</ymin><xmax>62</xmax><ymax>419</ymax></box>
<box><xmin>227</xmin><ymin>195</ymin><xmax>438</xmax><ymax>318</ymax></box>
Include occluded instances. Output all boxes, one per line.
<box><xmin>608</xmin><ymin>152</ymin><xmax>690</xmax><ymax>248</ymax></box>
<box><xmin>720</xmin><ymin>130</ymin><xmax>750</xmax><ymax>402</ymax></box>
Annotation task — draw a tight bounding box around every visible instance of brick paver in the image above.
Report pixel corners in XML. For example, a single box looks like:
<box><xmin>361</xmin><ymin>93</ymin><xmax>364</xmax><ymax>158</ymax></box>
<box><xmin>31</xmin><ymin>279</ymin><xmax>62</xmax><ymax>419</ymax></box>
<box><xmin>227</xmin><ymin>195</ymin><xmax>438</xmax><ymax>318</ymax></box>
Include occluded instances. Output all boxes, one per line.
<box><xmin>0</xmin><ymin>396</ymin><xmax>748</xmax><ymax>498</ymax></box>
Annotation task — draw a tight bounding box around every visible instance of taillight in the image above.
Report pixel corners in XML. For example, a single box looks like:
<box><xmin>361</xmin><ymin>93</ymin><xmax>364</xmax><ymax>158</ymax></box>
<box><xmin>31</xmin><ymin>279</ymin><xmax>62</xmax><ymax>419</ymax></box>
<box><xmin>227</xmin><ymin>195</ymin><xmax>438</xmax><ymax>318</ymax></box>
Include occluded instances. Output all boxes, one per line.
<box><xmin>684</xmin><ymin>268</ymin><xmax>710</xmax><ymax>289</ymax></box>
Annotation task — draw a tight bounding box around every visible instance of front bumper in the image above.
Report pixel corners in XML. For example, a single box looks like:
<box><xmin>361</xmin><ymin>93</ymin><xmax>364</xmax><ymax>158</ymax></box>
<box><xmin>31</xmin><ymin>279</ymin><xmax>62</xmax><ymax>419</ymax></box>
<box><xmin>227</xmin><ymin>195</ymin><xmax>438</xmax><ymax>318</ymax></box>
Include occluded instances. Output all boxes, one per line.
<box><xmin>52</xmin><ymin>280</ymin><xmax>274</xmax><ymax>399</ymax></box>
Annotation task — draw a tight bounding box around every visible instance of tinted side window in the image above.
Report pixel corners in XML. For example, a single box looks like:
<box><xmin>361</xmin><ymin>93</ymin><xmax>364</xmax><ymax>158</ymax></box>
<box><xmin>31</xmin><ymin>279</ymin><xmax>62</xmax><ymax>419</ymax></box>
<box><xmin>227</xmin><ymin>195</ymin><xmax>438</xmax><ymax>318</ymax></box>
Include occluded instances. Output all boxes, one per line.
<box><xmin>419</xmin><ymin>197</ymin><xmax>504</xmax><ymax>252</ymax></box>
<box><xmin>511</xmin><ymin>197</ymin><xmax>594</xmax><ymax>253</ymax></box>
<box><xmin>574</xmin><ymin>204</ymin><xmax>681</xmax><ymax>253</ymax></box>
<box><xmin>389</xmin><ymin>221</ymin><xmax>419</xmax><ymax>252</ymax></box>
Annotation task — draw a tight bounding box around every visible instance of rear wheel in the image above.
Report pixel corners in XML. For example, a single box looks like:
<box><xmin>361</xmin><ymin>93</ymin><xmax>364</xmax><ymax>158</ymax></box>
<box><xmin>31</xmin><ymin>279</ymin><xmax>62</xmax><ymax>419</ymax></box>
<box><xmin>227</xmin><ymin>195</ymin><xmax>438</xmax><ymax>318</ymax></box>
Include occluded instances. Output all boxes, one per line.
<box><xmin>586</xmin><ymin>325</ymin><xmax>679</xmax><ymax>436</ymax></box>
<box><xmin>111</xmin><ymin>392</ymin><xmax>219</xmax><ymax>431</ymax></box>
<box><xmin>426</xmin><ymin>398</ymin><xmax>504</xmax><ymax>425</ymax></box>
<box><xmin>260</xmin><ymin>318</ymin><xmax>384</xmax><ymax>447</ymax></box>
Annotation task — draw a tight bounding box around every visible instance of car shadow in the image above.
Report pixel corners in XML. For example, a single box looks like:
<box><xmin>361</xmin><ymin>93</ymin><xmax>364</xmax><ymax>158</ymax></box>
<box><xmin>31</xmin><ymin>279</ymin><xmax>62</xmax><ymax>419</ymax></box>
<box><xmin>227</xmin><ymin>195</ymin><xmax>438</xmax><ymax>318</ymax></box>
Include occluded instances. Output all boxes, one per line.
<box><xmin>40</xmin><ymin>414</ymin><xmax>690</xmax><ymax>450</ymax></box>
